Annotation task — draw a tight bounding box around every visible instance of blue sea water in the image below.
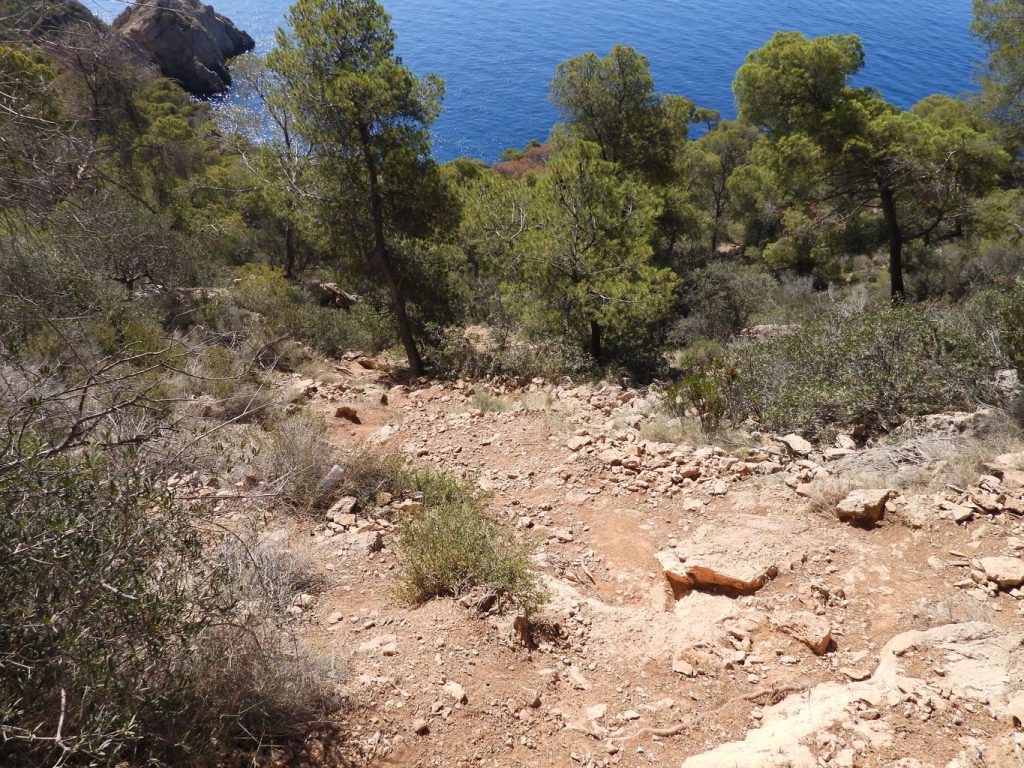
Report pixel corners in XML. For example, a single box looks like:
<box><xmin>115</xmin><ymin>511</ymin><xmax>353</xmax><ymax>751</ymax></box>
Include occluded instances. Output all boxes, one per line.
<box><xmin>88</xmin><ymin>0</ymin><xmax>983</xmax><ymax>163</ymax></box>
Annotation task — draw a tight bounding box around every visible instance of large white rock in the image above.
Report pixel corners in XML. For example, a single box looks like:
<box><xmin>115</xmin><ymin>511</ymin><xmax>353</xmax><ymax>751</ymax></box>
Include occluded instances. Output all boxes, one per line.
<box><xmin>980</xmin><ymin>556</ymin><xmax>1024</xmax><ymax>588</ymax></box>
<box><xmin>681</xmin><ymin>622</ymin><xmax>1023</xmax><ymax>768</ymax></box>
<box><xmin>779</xmin><ymin>434</ymin><xmax>813</xmax><ymax>456</ymax></box>
<box><xmin>835</xmin><ymin>488</ymin><xmax>895</xmax><ymax>525</ymax></box>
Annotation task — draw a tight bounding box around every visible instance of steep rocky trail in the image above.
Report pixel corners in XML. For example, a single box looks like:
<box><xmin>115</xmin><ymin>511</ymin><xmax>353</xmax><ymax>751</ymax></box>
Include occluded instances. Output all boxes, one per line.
<box><xmin>271</xmin><ymin>359</ymin><xmax>1024</xmax><ymax>767</ymax></box>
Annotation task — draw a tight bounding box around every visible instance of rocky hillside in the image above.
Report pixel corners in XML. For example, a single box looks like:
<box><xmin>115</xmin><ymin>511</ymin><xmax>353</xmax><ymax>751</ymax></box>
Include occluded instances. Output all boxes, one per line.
<box><xmin>189</xmin><ymin>355</ymin><xmax>1024</xmax><ymax>767</ymax></box>
<box><xmin>113</xmin><ymin>0</ymin><xmax>254</xmax><ymax>95</ymax></box>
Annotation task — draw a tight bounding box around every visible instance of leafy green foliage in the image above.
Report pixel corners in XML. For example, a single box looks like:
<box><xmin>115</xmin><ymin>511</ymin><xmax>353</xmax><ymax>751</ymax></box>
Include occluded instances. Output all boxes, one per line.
<box><xmin>228</xmin><ymin>264</ymin><xmax>398</xmax><ymax>357</ymax></box>
<box><xmin>725</xmin><ymin>304</ymin><xmax>1006</xmax><ymax>438</ymax></box>
<box><xmin>394</xmin><ymin>471</ymin><xmax>545</xmax><ymax>613</ymax></box>
<box><xmin>734</xmin><ymin>31</ymin><xmax>1010</xmax><ymax>297</ymax></box>
<box><xmin>266</xmin><ymin>0</ymin><xmax>453</xmax><ymax>374</ymax></box>
<box><xmin>549</xmin><ymin>44</ymin><xmax>694</xmax><ymax>183</ymax></box>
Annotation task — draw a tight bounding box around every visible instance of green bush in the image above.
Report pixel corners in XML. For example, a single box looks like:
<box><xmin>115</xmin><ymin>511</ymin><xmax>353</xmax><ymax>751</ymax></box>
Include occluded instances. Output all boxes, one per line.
<box><xmin>0</xmin><ymin>449</ymin><xmax>340</xmax><ymax>767</ymax></box>
<box><xmin>670</xmin><ymin>260</ymin><xmax>776</xmax><ymax>345</ymax></box>
<box><xmin>394</xmin><ymin>472</ymin><xmax>545</xmax><ymax>614</ymax></box>
<box><xmin>668</xmin><ymin>367</ymin><xmax>731</xmax><ymax>433</ymax></box>
<box><xmin>725</xmin><ymin>304</ymin><xmax>1005</xmax><ymax>439</ymax></box>
<box><xmin>227</xmin><ymin>265</ymin><xmax>397</xmax><ymax>358</ymax></box>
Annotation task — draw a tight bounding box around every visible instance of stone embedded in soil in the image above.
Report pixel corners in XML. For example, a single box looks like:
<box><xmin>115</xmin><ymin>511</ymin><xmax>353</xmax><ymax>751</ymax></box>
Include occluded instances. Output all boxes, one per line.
<box><xmin>442</xmin><ymin>681</ymin><xmax>467</xmax><ymax>704</ymax></box>
<box><xmin>774</xmin><ymin>611</ymin><xmax>832</xmax><ymax>655</ymax></box>
<box><xmin>672</xmin><ymin>655</ymin><xmax>697</xmax><ymax>677</ymax></box>
<box><xmin>566</xmin><ymin>434</ymin><xmax>593</xmax><ymax>451</ymax></box>
<box><xmin>359</xmin><ymin>634</ymin><xmax>397</xmax><ymax>655</ymax></box>
<box><xmin>657</xmin><ymin>518</ymin><xmax>800</xmax><ymax>598</ymax></box>
<box><xmin>1004</xmin><ymin>690</ymin><xmax>1024</xmax><ymax>725</ymax></box>
<box><xmin>779</xmin><ymin>433</ymin><xmax>814</xmax><ymax>456</ymax></box>
<box><xmin>836</xmin><ymin>488</ymin><xmax>895</xmax><ymax>525</ymax></box>
<box><xmin>980</xmin><ymin>556</ymin><xmax>1024</xmax><ymax>588</ymax></box>
<box><xmin>334</xmin><ymin>405</ymin><xmax>361</xmax><ymax>423</ymax></box>
<box><xmin>326</xmin><ymin>495</ymin><xmax>358</xmax><ymax>522</ymax></box>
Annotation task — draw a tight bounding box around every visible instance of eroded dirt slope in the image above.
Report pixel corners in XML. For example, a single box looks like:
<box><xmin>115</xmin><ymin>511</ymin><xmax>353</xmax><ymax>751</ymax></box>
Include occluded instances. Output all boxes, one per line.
<box><xmin>252</xmin><ymin>359</ymin><xmax>1024</xmax><ymax>768</ymax></box>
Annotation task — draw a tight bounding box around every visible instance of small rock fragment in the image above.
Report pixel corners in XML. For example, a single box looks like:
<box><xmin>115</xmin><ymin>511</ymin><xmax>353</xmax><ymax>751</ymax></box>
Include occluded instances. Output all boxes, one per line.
<box><xmin>442</xmin><ymin>681</ymin><xmax>467</xmax><ymax>704</ymax></box>
<box><xmin>774</xmin><ymin>611</ymin><xmax>832</xmax><ymax>655</ymax></box>
<box><xmin>836</xmin><ymin>489</ymin><xmax>895</xmax><ymax>526</ymax></box>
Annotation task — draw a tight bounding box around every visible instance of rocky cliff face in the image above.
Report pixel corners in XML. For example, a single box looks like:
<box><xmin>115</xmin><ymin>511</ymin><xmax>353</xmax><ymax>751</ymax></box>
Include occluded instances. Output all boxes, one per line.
<box><xmin>112</xmin><ymin>0</ymin><xmax>254</xmax><ymax>97</ymax></box>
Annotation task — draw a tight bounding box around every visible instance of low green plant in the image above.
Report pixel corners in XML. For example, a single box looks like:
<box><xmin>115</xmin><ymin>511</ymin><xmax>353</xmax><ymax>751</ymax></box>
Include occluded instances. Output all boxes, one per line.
<box><xmin>393</xmin><ymin>472</ymin><xmax>544</xmax><ymax>614</ymax></box>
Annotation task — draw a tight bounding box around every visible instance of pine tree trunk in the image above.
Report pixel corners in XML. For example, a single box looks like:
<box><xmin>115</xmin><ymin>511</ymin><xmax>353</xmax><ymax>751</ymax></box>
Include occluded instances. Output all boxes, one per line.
<box><xmin>284</xmin><ymin>223</ymin><xmax>296</xmax><ymax>279</ymax></box>
<box><xmin>878</xmin><ymin>179</ymin><xmax>906</xmax><ymax>302</ymax></box>
<box><xmin>359</xmin><ymin>126</ymin><xmax>424</xmax><ymax>377</ymax></box>
<box><xmin>589</xmin><ymin>320</ymin><xmax>603</xmax><ymax>362</ymax></box>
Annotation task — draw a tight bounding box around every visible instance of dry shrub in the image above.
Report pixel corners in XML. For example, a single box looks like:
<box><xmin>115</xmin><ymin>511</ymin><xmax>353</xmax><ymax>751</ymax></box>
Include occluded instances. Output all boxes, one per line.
<box><xmin>328</xmin><ymin>450</ymin><xmax>412</xmax><ymax>511</ymax></box>
<box><xmin>828</xmin><ymin>410</ymin><xmax>1022</xmax><ymax>496</ymax></box>
<box><xmin>808</xmin><ymin>471</ymin><xmax>890</xmax><ymax>518</ymax></box>
<box><xmin>0</xmin><ymin>450</ymin><xmax>342</xmax><ymax>768</ymax></box>
<box><xmin>257</xmin><ymin>413</ymin><xmax>337</xmax><ymax>510</ymax></box>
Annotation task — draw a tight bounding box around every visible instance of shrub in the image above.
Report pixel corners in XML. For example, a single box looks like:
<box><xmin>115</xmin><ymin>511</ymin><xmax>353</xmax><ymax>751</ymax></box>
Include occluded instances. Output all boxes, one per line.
<box><xmin>725</xmin><ymin>304</ymin><xmax>1005</xmax><ymax>439</ymax></box>
<box><xmin>667</xmin><ymin>367</ymin><xmax>731</xmax><ymax>433</ymax></box>
<box><xmin>670</xmin><ymin>260</ymin><xmax>776</xmax><ymax>345</ymax></box>
<box><xmin>257</xmin><ymin>414</ymin><xmax>337</xmax><ymax>509</ymax></box>
<box><xmin>433</xmin><ymin>325</ymin><xmax>596</xmax><ymax>381</ymax></box>
<box><xmin>394</xmin><ymin>472</ymin><xmax>544</xmax><ymax>614</ymax></box>
<box><xmin>0</xmin><ymin>449</ymin><xmax>341</xmax><ymax>767</ymax></box>
<box><xmin>328</xmin><ymin>450</ymin><xmax>412</xmax><ymax>511</ymax></box>
<box><xmin>227</xmin><ymin>265</ymin><xmax>397</xmax><ymax>359</ymax></box>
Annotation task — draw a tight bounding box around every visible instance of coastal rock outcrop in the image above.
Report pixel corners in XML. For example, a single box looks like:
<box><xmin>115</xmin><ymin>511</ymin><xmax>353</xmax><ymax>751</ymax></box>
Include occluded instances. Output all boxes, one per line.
<box><xmin>112</xmin><ymin>0</ymin><xmax>254</xmax><ymax>97</ymax></box>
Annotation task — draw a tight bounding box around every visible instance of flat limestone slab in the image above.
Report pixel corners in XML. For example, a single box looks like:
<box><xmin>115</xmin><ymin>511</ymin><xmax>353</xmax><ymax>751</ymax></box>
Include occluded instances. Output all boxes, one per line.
<box><xmin>657</xmin><ymin>515</ymin><xmax>816</xmax><ymax>597</ymax></box>
<box><xmin>681</xmin><ymin>622</ymin><xmax>1024</xmax><ymax>768</ymax></box>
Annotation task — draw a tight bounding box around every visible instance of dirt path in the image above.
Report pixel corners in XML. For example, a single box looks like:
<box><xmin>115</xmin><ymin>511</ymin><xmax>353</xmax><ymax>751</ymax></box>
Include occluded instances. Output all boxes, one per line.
<box><xmin>271</xmin><ymin>361</ymin><xmax>1024</xmax><ymax>767</ymax></box>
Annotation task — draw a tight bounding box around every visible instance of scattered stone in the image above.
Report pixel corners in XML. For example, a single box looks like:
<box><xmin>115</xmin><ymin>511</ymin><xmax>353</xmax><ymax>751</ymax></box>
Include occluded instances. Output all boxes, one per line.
<box><xmin>824</xmin><ymin>448</ymin><xmax>855</xmax><ymax>462</ymax></box>
<box><xmin>839</xmin><ymin>666</ymin><xmax>871</xmax><ymax>681</ymax></box>
<box><xmin>357</xmin><ymin>530</ymin><xmax>384</xmax><ymax>554</ymax></box>
<box><xmin>672</xmin><ymin>656</ymin><xmax>697</xmax><ymax>677</ymax></box>
<box><xmin>835</xmin><ymin>434</ymin><xmax>857</xmax><ymax>450</ymax></box>
<box><xmin>774</xmin><ymin>611</ymin><xmax>832</xmax><ymax>655</ymax></box>
<box><xmin>442</xmin><ymin>681</ymin><xmax>467</xmax><ymax>704</ymax></box>
<box><xmin>566</xmin><ymin>435</ymin><xmax>593</xmax><ymax>451</ymax></box>
<box><xmin>567</xmin><ymin>666</ymin><xmax>592</xmax><ymax>691</ymax></box>
<box><xmin>1005</xmin><ymin>690</ymin><xmax>1024</xmax><ymax>727</ymax></box>
<box><xmin>412</xmin><ymin>718</ymin><xmax>429</xmax><ymax>735</ymax></box>
<box><xmin>326</xmin><ymin>496</ymin><xmax>358</xmax><ymax>522</ymax></box>
<box><xmin>359</xmin><ymin>634</ymin><xmax>398</xmax><ymax>655</ymax></box>
<box><xmin>836</xmin><ymin>488</ymin><xmax>895</xmax><ymax>526</ymax></box>
<box><xmin>334</xmin><ymin>406</ymin><xmax>361</xmax><ymax>424</ymax></box>
<box><xmin>779</xmin><ymin>433</ymin><xmax>813</xmax><ymax>457</ymax></box>
<box><xmin>586</xmin><ymin>703</ymin><xmax>607</xmax><ymax>721</ymax></box>
<box><xmin>980</xmin><ymin>556</ymin><xmax>1024</xmax><ymax>588</ymax></box>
